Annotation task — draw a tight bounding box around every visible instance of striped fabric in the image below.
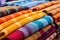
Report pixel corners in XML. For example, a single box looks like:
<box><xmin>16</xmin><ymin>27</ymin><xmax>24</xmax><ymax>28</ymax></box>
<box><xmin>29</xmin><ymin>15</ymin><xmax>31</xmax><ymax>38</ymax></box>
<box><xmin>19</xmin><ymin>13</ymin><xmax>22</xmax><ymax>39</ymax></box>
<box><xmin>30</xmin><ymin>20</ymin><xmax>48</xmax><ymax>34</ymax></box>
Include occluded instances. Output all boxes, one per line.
<box><xmin>0</xmin><ymin>1</ymin><xmax>57</xmax><ymax>23</ymax></box>
<box><xmin>0</xmin><ymin>12</ymin><xmax>47</xmax><ymax>39</ymax></box>
<box><xmin>0</xmin><ymin>11</ymin><xmax>41</xmax><ymax>31</ymax></box>
<box><xmin>0</xmin><ymin>10</ymin><xmax>32</xmax><ymax>24</ymax></box>
<box><xmin>0</xmin><ymin>6</ymin><xmax>20</xmax><ymax>10</ymax></box>
<box><xmin>38</xmin><ymin>25</ymin><xmax>56</xmax><ymax>40</ymax></box>
<box><xmin>0</xmin><ymin>6</ymin><xmax>29</xmax><ymax>17</ymax></box>
<box><xmin>21</xmin><ymin>1</ymin><xmax>46</xmax><ymax>8</ymax></box>
<box><xmin>45</xmin><ymin>7</ymin><xmax>60</xmax><ymax>16</ymax></box>
<box><xmin>24</xmin><ymin>25</ymin><xmax>53</xmax><ymax>40</ymax></box>
<box><xmin>30</xmin><ymin>1</ymin><xmax>60</xmax><ymax>11</ymax></box>
<box><xmin>41</xmin><ymin>4</ymin><xmax>60</xmax><ymax>12</ymax></box>
<box><xmin>2</xmin><ymin>0</ymin><xmax>29</xmax><ymax>6</ymax></box>
<box><xmin>5</xmin><ymin>15</ymin><xmax>53</xmax><ymax>40</ymax></box>
<box><xmin>46</xmin><ymin>33</ymin><xmax>57</xmax><ymax>40</ymax></box>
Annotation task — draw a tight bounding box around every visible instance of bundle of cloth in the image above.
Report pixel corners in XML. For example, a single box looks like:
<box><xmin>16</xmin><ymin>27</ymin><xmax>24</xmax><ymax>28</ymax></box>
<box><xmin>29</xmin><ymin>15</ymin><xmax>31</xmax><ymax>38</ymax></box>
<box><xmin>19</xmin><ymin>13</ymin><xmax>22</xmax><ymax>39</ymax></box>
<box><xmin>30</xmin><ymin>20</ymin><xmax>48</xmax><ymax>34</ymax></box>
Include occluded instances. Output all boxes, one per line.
<box><xmin>0</xmin><ymin>1</ymin><xmax>59</xmax><ymax>40</ymax></box>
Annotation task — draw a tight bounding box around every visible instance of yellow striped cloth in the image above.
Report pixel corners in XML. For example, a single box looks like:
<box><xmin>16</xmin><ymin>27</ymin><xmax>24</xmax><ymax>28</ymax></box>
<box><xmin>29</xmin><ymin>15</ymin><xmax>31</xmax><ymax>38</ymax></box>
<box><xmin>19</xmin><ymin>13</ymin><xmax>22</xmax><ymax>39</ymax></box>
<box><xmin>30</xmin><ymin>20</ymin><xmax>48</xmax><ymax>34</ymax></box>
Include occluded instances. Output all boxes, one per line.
<box><xmin>0</xmin><ymin>12</ymin><xmax>46</xmax><ymax>39</ymax></box>
<box><xmin>0</xmin><ymin>11</ymin><xmax>41</xmax><ymax>31</ymax></box>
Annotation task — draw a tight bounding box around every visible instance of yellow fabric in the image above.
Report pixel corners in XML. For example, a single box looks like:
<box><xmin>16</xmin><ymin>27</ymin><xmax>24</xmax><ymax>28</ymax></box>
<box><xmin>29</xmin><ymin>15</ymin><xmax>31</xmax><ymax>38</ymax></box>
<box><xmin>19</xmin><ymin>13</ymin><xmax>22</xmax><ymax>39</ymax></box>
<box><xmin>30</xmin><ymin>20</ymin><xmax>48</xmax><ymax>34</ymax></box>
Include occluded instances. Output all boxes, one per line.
<box><xmin>0</xmin><ymin>11</ymin><xmax>40</xmax><ymax>31</ymax></box>
<box><xmin>42</xmin><ymin>4</ymin><xmax>60</xmax><ymax>12</ymax></box>
<box><xmin>0</xmin><ymin>12</ymin><xmax>46</xmax><ymax>39</ymax></box>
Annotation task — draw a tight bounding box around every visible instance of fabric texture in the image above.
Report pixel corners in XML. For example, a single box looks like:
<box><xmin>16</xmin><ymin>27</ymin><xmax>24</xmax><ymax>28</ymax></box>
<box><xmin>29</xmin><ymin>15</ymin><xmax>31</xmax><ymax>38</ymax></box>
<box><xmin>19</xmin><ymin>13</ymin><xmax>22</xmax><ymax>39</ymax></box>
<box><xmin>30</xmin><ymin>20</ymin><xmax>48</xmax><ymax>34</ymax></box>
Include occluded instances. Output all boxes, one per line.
<box><xmin>5</xmin><ymin>15</ymin><xmax>53</xmax><ymax>40</ymax></box>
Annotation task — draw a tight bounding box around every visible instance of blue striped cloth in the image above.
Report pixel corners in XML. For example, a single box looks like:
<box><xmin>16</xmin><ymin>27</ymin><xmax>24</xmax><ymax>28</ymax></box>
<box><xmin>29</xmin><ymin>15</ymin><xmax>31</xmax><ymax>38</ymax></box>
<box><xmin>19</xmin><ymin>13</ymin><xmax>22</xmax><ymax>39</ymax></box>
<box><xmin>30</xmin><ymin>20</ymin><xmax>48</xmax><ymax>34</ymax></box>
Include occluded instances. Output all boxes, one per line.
<box><xmin>21</xmin><ymin>1</ymin><xmax>46</xmax><ymax>8</ymax></box>
<box><xmin>19</xmin><ymin>16</ymin><xmax>53</xmax><ymax>37</ymax></box>
<box><xmin>2</xmin><ymin>0</ymin><xmax>29</xmax><ymax>6</ymax></box>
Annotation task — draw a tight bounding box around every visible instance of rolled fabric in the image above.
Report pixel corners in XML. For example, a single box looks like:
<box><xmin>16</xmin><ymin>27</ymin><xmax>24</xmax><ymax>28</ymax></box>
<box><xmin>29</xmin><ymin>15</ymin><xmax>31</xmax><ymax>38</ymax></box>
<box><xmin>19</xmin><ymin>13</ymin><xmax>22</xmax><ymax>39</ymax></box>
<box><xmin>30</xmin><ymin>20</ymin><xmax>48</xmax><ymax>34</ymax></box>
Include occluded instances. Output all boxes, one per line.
<box><xmin>0</xmin><ymin>12</ymin><xmax>47</xmax><ymax>39</ymax></box>
<box><xmin>46</xmin><ymin>33</ymin><xmax>57</xmax><ymax>40</ymax></box>
<box><xmin>0</xmin><ymin>10</ymin><xmax>32</xmax><ymax>24</ymax></box>
<box><xmin>22</xmin><ymin>1</ymin><xmax>46</xmax><ymax>8</ymax></box>
<box><xmin>2</xmin><ymin>0</ymin><xmax>29</xmax><ymax>6</ymax></box>
<box><xmin>0</xmin><ymin>6</ymin><xmax>20</xmax><ymax>11</ymax></box>
<box><xmin>4</xmin><ymin>15</ymin><xmax>53</xmax><ymax>40</ymax></box>
<box><xmin>53</xmin><ymin>12</ymin><xmax>60</xmax><ymax>20</ymax></box>
<box><xmin>42</xmin><ymin>4</ymin><xmax>60</xmax><ymax>13</ymax></box>
<box><xmin>24</xmin><ymin>25</ymin><xmax>53</xmax><ymax>40</ymax></box>
<box><xmin>0</xmin><ymin>11</ymin><xmax>41</xmax><ymax>31</ymax></box>
<box><xmin>44</xmin><ymin>7</ymin><xmax>60</xmax><ymax>16</ymax></box>
<box><xmin>38</xmin><ymin>25</ymin><xmax>56</xmax><ymax>40</ymax></box>
<box><xmin>0</xmin><ymin>6</ymin><xmax>29</xmax><ymax>17</ymax></box>
<box><xmin>30</xmin><ymin>1</ymin><xmax>60</xmax><ymax>11</ymax></box>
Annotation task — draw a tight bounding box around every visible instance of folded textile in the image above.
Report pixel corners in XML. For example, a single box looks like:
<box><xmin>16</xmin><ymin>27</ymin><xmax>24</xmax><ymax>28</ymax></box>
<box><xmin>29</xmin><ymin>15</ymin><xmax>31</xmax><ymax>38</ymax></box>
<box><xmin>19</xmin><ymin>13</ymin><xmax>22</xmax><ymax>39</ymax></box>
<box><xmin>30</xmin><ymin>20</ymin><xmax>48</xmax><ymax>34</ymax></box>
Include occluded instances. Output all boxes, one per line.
<box><xmin>38</xmin><ymin>25</ymin><xmax>56</xmax><ymax>40</ymax></box>
<box><xmin>0</xmin><ymin>12</ymin><xmax>47</xmax><ymax>39</ymax></box>
<box><xmin>2</xmin><ymin>0</ymin><xmax>29</xmax><ymax>6</ymax></box>
<box><xmin>48</xmin><ymin>7</ymin><xmax>60</xmax><ymax>15</ymax></box>
<box><xmin>0</xmin><ymin>6</ymin><xmax>20</xmax><ymax>10</ymax></box>
<box><xmin>24</xmin><ymin>24</ymin><xmax>54</xmax><ymax>40</ymax></box>
<box><xmin>4</xmin><ymin>15</ymin><xmax>53</xmax><ymax>40</ymax></box>
<box><xmin>41</xmin><ymin>3</ymin><xmax>60</xmax><ymax>12</ymax></box>
<box><xmin>0</xmin><ymin>10</ymin><xmax>32</xmax><ymax>24</ymax></box>
<box><xmin>21</xmin><ymin>1</ymin><xmax>46</xmax><ymax>8</ymax></box>
<box><xmin>46</xmin><ymin>33</ymin><xmax>57</xmax><ymax>40</ymax></box>
<box><xmin>0</xmin><ymin>11</ymin><xmax>43</xmax><ymax>30</ymax></box>
<box><xmin>30</xmin><ymin>1</ymin><xmax>60</xmax><ymax>11</ymax></box>
<box><xmin>0</xmin><ymin>6</ymin><xmax>29</xmax><ymax>17</ymax></box>
<box><xmin>44</xmin><ymin>7</ymin><xmax>60</xmax><ymax>16</ymax></box>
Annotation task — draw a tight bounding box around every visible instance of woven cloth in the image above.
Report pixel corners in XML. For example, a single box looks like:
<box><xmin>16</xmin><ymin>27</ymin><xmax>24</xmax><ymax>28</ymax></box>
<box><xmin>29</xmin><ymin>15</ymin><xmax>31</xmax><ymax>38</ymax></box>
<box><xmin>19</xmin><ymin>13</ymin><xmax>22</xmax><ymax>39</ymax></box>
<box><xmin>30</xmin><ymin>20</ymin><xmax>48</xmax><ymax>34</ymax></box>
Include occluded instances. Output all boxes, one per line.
<box><xmin>0</xmin><ymin>6</ymin><xmax>29</xmax><ymax>17</ymax></box>
<box><xmin>38</xmin><ymin>25</ymin><xmax>56</xmax><ymax>40</ymax></box>
<box><xmin>0</xmin><ymin>11</ymin><xmax>41</xmax><ymax>31</ymax></box>
<box><xmin>4</xmin><ymin>15</ymin><xmax>53</xmax><ymax>40</ymax></box>
<box><xmin>30</xmin><ymin>1</ymin><xmax>60</xmax><ymax>11</ymax></box>
<box><xmin>42</xmin><ymin>3</ymin><xmax>60</xmax><ymax>12</ymax></box>
<box><xmin>46</xmin><ymin>33</ymin><xmax>57</xmax><ymax>40</ymax></box>
<box><xmin>46</xmin><ymin>7</ymin><xmax>60</xmax><ymax>16</ymax></box>
<box><xmin>24</xmin><ymin>24</ymin><xmax>54</xmax><ymax>40</ymax></box>
<box><xmin>0</xmin><ymin>12</ymin><xmax>46</xmax><ymax>39</ymax></box>
<box><xmin>0</xmin><ymin>10</ymin><xmax>32</xmax><ymax>24</ymax></box>
<box><xmin>21</xmin><ymin>1</ymin><xmax>46</xmax><ymax>8</ymax></box>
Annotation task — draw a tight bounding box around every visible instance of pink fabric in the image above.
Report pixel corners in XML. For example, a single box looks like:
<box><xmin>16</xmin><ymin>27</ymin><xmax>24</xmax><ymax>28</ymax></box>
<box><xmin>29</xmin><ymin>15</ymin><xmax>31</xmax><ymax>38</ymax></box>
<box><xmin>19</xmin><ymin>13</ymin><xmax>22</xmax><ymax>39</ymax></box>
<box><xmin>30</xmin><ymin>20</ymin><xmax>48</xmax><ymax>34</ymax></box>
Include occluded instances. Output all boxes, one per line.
<box><xmin>7</xmin><ymin>30</ymin><xmax>24</xmax><ymax>40</ymax></box>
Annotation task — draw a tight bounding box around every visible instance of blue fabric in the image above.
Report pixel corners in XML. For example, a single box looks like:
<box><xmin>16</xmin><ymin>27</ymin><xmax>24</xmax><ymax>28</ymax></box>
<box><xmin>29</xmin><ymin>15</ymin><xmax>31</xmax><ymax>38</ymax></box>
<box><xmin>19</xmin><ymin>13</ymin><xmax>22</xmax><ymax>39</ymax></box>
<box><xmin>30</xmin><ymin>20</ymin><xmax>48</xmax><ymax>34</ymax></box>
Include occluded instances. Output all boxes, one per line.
<box><xmin>22</xmin><ymin>1</ymin><xmax>46</xmax><ymax>8</ymax></box>
<box><xmin>19</xmin><ymin>16</ymin><xmax>53</xmax><ymax>37</ymax></box>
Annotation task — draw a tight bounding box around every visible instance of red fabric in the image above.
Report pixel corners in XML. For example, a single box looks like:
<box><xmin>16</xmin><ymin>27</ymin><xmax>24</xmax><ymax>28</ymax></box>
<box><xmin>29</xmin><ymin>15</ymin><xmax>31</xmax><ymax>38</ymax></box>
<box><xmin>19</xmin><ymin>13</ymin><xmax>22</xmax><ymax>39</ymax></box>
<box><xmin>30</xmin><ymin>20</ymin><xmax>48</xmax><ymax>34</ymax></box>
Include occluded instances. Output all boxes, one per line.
<box><xmin>7</xmin><ymin>30</ymin><xmax>24</xmax><ymax>40</ymax></box>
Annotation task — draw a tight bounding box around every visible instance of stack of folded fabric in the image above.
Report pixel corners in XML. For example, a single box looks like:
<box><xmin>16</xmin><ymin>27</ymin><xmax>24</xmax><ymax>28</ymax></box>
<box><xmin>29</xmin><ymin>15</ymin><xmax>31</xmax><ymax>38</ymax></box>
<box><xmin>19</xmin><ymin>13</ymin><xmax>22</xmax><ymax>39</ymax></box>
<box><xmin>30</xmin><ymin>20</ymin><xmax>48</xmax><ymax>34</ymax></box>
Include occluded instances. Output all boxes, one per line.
<box><xmin>0</xmin><ymin>1</ymin><xmax>60</xmax><ymax>40</ymax></box>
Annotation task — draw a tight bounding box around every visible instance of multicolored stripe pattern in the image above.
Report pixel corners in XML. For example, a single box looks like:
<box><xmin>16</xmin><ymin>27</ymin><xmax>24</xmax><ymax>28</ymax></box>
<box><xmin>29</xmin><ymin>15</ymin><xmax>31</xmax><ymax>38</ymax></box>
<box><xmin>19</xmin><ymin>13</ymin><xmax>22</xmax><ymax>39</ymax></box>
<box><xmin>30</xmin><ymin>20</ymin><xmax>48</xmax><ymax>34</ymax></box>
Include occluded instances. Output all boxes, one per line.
<box><xmin>44</xmin><ymin>7</ymin><xmax>60</xmax><ymax>16</ymax></box>
<box><xmin>22</xmin><ymin>1</ymin><xmax>46</xmax><ymax>8</ymax></box>
<box><xmin>46</xmin><ymin>33</ymin><xmax>57</xmax><ymax>40</ymax></box>
<box><xmin>0</xmin><ymin>6</ymin><xmax>29</xmax><ymax>17</ymax></box>
<box><xmin>0</xmin><ymin>10</ymin><xmax>32</xmax><ymax>24</ymax></box>
<box><xmin>42</xmin><ymin>4</ymin><xmax>60</xmax><ymax>13</ymax></box>
<box><xmin>38</xmin><ymin>25</ymin><xmax>56</xmax><ymax>40</ymax></box>
<box><xmin>30</xmin><ymin>1</ymin><xmax>60</xmax><ymax>11</ymax></box>
<box><xmin>0</xmin><ymin>1</ymin><xmax>59</xmax><ymax>40</ymax></box>
<box><xmin>0</xmin><ymin>11</ymin><xmax>41</xmax><ymax>31</ymax></box>
<box><xmin>0</xmin><ymin>12</ymin><xmax>46</xmax><ymax>39</ymax></box>
<box><xmin>5</xmin><ymin>16</ymin><xmax>53</xmax><ymax>40</ymax></box>
<box><xmin>24</xmin><ymin>25</ymin><xmax>53</xmax><ymax>40</ymax></box>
